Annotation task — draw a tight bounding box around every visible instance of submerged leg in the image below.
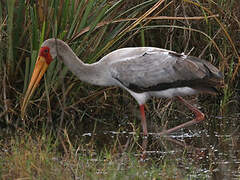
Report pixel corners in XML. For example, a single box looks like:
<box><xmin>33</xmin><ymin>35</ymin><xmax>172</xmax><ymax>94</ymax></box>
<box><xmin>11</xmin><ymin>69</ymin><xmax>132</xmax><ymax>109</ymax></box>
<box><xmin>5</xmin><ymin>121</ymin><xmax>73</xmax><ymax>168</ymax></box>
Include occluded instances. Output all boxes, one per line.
<box><xmin>158</xmin><ymin>96</ymin><xmax>205</xmax><ymax>136</ymax></box>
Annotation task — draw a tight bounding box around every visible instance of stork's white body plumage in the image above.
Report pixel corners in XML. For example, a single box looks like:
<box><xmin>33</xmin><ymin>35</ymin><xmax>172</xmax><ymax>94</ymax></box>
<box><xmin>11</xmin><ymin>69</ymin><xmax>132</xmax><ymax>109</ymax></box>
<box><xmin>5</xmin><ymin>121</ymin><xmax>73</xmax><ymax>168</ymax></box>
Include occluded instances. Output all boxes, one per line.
<box><xmin>22</xmin><ymin>38</ymin><xmax>223</xmax><ymax>136</ymax></box>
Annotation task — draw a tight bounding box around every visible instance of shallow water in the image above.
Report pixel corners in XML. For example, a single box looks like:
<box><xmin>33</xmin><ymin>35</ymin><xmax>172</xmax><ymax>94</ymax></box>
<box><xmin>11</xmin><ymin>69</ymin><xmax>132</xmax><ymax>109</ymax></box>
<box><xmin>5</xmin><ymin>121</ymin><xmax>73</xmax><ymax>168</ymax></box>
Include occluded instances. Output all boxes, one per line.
<box><xmin>80</xmin><ymin>114</ymin><xmax>240</xmax><ymax>179</ymax></box>
<box><xmin>1</xmin><ymin>110</ymin><xmax>238</xmax><ymax>179</ymax></box>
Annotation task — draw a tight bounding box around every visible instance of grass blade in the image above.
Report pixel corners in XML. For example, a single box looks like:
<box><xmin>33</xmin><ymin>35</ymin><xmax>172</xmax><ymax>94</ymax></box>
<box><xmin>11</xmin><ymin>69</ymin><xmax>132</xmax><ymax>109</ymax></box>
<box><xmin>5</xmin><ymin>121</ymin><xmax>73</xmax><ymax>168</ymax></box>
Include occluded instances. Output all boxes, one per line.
<box><xmin>7</xmin><ymin>0</ymin><xmax>15</xmax><ymax>75</ymax></box>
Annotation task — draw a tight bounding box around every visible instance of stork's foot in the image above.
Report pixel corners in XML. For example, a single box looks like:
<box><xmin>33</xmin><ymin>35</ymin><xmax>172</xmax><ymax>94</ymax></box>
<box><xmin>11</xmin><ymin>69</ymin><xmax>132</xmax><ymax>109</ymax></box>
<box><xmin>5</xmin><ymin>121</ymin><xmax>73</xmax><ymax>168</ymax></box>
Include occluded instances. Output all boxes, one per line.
<box><xmin>157</xmin><ymin>96</ymin><xmax>205</xmax><ymax>136</ymax></box>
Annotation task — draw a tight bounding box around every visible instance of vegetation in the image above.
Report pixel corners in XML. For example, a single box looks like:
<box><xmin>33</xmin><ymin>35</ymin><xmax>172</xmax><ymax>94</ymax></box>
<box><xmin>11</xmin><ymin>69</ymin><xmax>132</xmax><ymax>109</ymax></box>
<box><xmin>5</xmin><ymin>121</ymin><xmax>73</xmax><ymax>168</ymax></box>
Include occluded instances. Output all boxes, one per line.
<box><xmin>0</xmin><ymin>0</ymin><xmax>239</xmax><ymax>179</ymax></box>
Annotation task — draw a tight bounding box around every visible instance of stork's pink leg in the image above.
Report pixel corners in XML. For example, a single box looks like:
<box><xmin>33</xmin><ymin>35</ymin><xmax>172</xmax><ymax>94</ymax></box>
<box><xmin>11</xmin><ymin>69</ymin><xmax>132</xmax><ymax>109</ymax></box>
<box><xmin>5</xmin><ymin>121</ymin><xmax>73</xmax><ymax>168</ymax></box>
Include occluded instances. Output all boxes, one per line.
<box><xmin>140</xmin><ymin>105</ymin><xmax>148</xmax><ymax>136</ymax></box>
<box><xmin>139</xmin><ymin>104</ymin><xmax>148</xmax><ymax>160</ymax></box>
<box><xmin>158</xmin><ymin>96</ymin><xmax>205</xmax><ymax>135</ymax></box>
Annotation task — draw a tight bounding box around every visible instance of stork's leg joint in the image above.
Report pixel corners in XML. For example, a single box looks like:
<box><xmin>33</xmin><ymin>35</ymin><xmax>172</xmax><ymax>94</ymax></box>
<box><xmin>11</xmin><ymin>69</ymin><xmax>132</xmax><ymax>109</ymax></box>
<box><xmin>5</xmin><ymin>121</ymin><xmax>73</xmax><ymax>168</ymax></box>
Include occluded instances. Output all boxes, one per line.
<box><xmin>156</xmin><ymin>96</ymin><xmax>206</xmax><ymax>136</ymax></box>
<box><xmin>195</xmin><ymin>111</ymin><xmax>205</xmax><ymax>122</ymax></box>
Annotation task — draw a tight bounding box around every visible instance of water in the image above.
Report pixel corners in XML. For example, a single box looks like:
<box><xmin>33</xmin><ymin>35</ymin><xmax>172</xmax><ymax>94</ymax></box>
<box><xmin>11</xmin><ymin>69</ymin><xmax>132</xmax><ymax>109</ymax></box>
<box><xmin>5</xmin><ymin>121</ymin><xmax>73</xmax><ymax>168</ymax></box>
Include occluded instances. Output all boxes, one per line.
<box><xmin>80</xmin><ymin>114</ymin><xmax>240</xmax><ymax>179</ymax></box>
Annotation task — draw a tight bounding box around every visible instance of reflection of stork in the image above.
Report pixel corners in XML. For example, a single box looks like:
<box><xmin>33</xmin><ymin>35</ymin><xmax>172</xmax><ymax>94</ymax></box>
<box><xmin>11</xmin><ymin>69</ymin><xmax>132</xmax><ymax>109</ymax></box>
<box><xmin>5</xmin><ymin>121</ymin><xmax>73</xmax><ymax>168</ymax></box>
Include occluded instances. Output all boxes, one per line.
<box><xmin>22</xmin><ymin>38</ymin><xmax>223</xmax><ymax>136</ymax></box>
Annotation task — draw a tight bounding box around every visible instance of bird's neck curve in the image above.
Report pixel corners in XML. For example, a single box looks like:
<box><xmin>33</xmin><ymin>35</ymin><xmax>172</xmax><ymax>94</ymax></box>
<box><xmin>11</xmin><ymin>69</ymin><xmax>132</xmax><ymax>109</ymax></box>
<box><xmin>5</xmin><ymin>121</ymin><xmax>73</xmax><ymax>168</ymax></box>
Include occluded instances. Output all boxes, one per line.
<box><xmin>55</xmin><ymin>39</ymin><xmax>110</xmax><ymax>86</ymax></box>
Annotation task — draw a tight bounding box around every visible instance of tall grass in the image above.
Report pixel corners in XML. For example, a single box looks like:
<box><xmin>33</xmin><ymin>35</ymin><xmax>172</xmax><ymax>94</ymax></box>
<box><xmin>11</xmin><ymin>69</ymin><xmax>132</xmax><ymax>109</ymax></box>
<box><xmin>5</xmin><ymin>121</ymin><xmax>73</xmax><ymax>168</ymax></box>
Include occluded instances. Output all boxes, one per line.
<box><xmin>0</xmin><ymin>0</ymin><xmax>239</xmax><ymax>178</ymax></box>
<box><xmin>0</xmin><ymin>0</ymin><xmax>238</xmax><ymax>142</ymax></box>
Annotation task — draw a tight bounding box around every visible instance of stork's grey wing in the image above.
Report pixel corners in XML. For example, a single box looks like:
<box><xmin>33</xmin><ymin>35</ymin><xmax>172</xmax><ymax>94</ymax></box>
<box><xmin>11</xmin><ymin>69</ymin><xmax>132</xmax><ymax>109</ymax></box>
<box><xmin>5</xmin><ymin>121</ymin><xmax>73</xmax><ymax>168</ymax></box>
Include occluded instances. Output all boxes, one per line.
<box><xmin>110</xmin><ymin>50</ymin><xmax>222</xmax><ymax>93</ymax></box>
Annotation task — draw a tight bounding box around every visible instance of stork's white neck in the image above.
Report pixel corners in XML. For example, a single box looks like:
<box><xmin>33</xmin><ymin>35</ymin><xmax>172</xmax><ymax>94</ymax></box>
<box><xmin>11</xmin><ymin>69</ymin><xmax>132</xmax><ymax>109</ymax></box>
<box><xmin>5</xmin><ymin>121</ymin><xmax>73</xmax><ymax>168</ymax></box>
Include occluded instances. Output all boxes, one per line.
<box><xmin>54</xmin><ymin>39</ymin><xmax>111</xmax><ymax>86</ymax></box>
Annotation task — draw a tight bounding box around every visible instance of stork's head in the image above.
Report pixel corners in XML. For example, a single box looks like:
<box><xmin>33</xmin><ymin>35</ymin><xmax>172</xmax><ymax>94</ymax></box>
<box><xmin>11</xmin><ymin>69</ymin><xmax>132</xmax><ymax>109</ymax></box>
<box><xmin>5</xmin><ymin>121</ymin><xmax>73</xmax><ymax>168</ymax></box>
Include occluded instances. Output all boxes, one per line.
<box><xmin>40</xmin><ymin>38</ymin><xmax>59</xmax><ymax>62</ymax></box>
<box><xmin>21</xmin><ymin>39</ymin><xmax>58</xmax><ymax>118</ymax></box>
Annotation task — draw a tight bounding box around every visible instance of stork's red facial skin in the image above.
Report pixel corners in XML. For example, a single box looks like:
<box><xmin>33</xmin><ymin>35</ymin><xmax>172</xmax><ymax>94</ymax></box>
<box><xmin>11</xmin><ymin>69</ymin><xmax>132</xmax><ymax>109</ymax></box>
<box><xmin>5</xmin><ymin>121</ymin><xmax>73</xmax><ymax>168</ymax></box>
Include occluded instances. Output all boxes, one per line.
<box><xmin>39</xmin><ymin>46</ymin><xmax>53</xmax><ymax>64</ymax></box>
